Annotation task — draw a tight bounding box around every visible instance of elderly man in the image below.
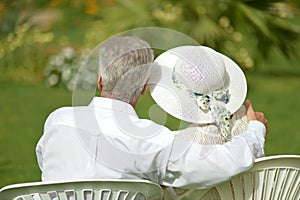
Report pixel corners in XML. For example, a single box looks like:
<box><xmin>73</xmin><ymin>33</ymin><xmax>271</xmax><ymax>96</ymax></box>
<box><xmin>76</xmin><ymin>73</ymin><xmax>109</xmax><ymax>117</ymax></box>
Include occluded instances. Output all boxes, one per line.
<box><xmin>36</xmin><ymin>36</ymin><xmax>268</xmax><ymax>189</ymax></box>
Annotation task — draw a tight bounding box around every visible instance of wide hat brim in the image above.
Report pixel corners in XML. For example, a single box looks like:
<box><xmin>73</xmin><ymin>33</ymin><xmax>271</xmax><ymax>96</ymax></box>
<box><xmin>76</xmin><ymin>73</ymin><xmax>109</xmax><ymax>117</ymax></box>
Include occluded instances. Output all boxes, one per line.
<box><xmin>148</xmin><ymin>46</ymin><xmax>247</xmax><ymax>124</ymax></box>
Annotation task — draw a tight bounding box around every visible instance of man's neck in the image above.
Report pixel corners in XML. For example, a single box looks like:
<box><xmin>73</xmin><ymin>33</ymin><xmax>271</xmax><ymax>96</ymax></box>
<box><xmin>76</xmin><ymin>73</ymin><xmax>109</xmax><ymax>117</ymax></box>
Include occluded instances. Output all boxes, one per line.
<box><xmin>99</xmin><ymin>94</ymin><xmax>137</xmax><ymax>108</ymax></box>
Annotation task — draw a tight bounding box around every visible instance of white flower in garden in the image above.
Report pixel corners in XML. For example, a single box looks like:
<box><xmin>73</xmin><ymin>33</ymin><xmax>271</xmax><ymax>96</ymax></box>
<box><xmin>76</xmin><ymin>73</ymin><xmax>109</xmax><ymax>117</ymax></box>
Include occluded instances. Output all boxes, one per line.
<box><xmin>53</xmin><ymin>55</ymin><xmax>64</xmax><ymax>67</ymax></box>
<box><xmin>61</xmin><ymin>67</ymin><xmax>72</xmax><ymax>82</ymax></box>
<box><xmin>48</xmin><ymin>74</ymin><xmax>60</xmax><ymax>86</ymax></box>
<box><xmin>62</xmin><ymin>47</ymin><xmax>75</xmax><ymax>60</ymax></box>
<box><xmin>66</xmin><ymin>78</ymin><xmax>76</xmax><ymax>91</ymax></box>
<box><xmin>44</xmin><ymin>46</ymin><xmax>96</xmax><ymax>90</ymax></box>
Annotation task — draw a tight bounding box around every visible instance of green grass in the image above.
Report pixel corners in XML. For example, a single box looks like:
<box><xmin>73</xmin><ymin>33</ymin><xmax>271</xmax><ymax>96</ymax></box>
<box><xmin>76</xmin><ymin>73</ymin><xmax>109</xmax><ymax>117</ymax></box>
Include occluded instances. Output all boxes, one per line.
<box><xmin>1</xmin><ymin>72</ymin><xmax>300</xmax><ymax>187</ymax></box>
<box><xmin>0</xmin><ymin>82</ymin><xmax>72</xmax><ymax>187</ymax></box>
<box><xmin>246</xmin><ymin>73</ymin><xmax>300</xmax><ymax>155</ymax></box>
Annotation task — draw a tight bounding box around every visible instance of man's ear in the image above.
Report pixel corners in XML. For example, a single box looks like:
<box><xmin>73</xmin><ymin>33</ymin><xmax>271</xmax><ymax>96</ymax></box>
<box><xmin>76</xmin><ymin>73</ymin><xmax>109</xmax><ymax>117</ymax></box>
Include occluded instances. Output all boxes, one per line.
<box><xmin>141</xmin><ymin>79</ymin><xmax>149</xmax><ymax>95</ymax></box>
<box><xmin>98</xmin><ymin>75</ymin><xmax>102</xmax><ymax>90</ymax></box>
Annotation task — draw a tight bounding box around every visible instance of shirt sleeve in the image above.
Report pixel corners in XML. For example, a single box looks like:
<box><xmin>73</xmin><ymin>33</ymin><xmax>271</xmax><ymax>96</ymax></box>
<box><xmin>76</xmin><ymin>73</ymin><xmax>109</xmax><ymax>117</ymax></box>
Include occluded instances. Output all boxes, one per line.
<box><xmin>161</xmin><ymin>120</ymin><xmax>266</xmax><ymax>189</ymax></box>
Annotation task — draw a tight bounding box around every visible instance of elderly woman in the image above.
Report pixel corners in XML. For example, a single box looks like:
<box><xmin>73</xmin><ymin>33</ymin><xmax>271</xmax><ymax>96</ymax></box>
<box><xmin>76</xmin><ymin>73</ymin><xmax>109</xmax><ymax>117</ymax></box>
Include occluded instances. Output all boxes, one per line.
<box><xmin>149</xmin><ymin>45</ymin><xmax>268</xmax><ymax>198</ymax></box>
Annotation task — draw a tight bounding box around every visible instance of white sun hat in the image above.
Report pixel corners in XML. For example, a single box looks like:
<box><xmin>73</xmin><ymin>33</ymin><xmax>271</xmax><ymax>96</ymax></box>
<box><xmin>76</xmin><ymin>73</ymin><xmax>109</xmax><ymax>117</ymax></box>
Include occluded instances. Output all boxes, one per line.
<box><xmin>148</xmin><ymin>46</ymin><xmax>247</xmax><ymax>127</ymax></box>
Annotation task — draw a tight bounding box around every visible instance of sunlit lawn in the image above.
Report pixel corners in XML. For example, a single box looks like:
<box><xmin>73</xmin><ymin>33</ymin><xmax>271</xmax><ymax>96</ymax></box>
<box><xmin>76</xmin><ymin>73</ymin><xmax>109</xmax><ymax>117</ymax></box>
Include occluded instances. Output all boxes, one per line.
<box><xmin>0</xmin><ymin>83</ymin><xmax>72</xmax><ymax>187</ymax></box>
<box><xmin>1</xmin><ymin>69</ymin><xmax>300</xmax><ymax>187</ymax></box>
<box><xmin>245</xmin><ymin>73</ymin><xmax>300</xmax><ymax>155</ymax></box>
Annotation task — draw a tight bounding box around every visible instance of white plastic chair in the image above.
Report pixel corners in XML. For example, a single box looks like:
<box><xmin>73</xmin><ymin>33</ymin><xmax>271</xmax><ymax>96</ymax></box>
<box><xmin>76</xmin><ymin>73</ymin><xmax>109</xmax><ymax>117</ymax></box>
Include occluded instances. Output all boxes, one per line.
<box><xmin>0</xmin><ymin>179</ymin><xmax>163</xmax><ymax>200</ymax></box>
<box><xmin>163</xmin><ymin>155</ymin><xmax>300</xmax><ymax>200</ymax></box>
<box><xmin>201</xmin><ymin>155</ymin><xmax>300</xmax><ymax>200</ymax></box>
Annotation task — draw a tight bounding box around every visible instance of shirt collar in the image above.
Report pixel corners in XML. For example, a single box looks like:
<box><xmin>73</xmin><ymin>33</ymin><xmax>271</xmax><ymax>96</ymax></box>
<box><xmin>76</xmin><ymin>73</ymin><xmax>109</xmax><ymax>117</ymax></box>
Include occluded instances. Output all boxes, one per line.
<box><xmin>88</xmin><ymin>97</ymin><xmax>138</xmax><ymax>117</ymax></box>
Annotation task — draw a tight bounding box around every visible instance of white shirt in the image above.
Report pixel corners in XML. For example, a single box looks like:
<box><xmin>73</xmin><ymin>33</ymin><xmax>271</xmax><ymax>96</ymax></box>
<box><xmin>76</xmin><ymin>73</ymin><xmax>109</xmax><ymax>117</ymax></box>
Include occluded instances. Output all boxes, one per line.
<box><xmin>36</xmin><ymin>97</ymin><xmax>266</xmax><ymax>189</ymax></box>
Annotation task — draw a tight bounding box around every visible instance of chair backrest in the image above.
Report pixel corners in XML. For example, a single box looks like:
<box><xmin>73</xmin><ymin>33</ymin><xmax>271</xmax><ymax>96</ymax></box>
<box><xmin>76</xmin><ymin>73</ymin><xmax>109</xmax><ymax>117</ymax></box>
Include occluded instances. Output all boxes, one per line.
<box><xmin>203</xmin><ymin>155</ymin><xmax>300</xmax><ymax>200</ymax></box>
<box><xmin>0</xmin><ymin>179</ymin><xmax>163</xmax><ymax>200</ymax></box>
<box><xmin>163</xmin><ymin>155</ymin><xmax>300</xmax><ymax>200</ymax></box>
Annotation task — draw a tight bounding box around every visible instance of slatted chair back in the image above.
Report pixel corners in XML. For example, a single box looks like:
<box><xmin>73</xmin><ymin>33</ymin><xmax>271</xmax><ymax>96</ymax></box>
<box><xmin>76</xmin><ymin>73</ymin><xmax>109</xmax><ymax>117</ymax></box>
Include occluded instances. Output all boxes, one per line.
<box><xmin>0</xmin><ymin>179</ymin><xmax>163</xmax><ymax>200</ymax></box>
<box><xmin>204</xmin><ymin>155</ymin><xmax>300</xmax><ymax>200</ymax></box>
<box><xmin>163</xmin><ymin>155</ymin><xmax>300</xmax><ymax>200</ymax></box>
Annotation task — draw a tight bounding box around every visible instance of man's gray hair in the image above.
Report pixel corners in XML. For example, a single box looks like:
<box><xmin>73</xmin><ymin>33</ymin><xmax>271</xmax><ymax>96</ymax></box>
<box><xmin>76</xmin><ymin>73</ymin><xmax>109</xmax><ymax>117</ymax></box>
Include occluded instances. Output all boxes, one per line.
<box><xmin>99</xmin><ymin>36</ymin><xmax>154</xmax><ymax>103</ymax></box>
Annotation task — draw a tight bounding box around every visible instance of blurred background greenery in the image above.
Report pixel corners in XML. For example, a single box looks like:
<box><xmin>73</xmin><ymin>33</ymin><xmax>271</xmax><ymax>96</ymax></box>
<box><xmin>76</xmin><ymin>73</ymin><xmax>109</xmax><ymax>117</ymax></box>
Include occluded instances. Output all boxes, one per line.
<box><xmin>0</xmin><ymin>0</ymin><xmax>299</xmax><ymax>187</ymax></box>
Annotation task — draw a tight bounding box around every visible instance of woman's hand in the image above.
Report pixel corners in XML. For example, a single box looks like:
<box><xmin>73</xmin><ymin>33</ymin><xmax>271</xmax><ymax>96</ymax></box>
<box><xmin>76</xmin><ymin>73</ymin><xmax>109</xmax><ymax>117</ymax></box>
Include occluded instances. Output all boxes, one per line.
<box><xmin>245</xmin><ymin>99</ymin><xmax>268</xmax><ymax>134</ymax></box>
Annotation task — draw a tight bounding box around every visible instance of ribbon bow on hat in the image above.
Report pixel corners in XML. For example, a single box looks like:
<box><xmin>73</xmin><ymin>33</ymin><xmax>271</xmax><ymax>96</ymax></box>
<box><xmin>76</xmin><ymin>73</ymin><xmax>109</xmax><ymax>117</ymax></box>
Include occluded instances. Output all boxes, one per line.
<box><xmin>172</xmin><ymin>66</ymin><xmax>232</xmax><ymax>142</ymax></box>
<box><xmin>194</xmin><ymin>90</ymin><xmax>231</xmax><ymax>141</ymax></box>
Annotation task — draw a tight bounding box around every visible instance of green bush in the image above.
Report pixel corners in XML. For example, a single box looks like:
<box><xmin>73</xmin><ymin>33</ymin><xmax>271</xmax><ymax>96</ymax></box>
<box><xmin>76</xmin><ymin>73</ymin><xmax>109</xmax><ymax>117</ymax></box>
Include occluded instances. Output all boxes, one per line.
<box><xmin>0</xmin><ymin>23</ymin><xmax>54</xmax><ymax>82</ymax></box>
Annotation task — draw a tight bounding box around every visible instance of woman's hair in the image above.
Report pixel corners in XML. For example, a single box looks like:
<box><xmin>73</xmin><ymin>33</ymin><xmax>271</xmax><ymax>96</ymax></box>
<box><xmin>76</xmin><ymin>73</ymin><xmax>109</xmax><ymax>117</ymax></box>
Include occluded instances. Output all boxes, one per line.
<box><xmin>99</xmin><ymin>36</ymin><xmax>154</xmax><ymax>103</ymax></box>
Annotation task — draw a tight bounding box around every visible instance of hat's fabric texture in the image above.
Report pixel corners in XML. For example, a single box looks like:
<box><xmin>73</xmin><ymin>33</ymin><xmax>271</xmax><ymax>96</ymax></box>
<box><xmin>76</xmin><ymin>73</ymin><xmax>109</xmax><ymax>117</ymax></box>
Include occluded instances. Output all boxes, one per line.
<box><xmin>149</xmin><ymin>46</ymin><xmax>247</xmax><ymax>131</ymax></box>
